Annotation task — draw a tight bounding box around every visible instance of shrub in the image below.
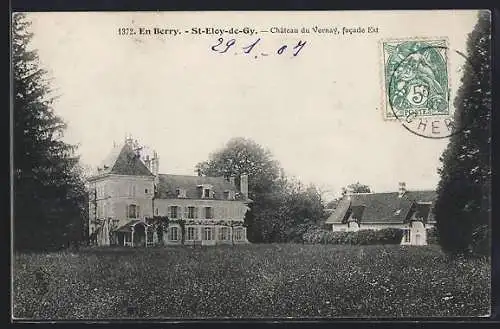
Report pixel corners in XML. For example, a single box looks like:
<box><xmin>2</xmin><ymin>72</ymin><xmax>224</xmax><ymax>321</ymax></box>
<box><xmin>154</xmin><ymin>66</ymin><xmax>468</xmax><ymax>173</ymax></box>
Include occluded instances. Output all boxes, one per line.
<box><xmin>471</xmin><ymin>224</ymin><xmax>490</xmax><ymax>256</ymax></box>
<box><xmin>302</xmin><ymin>228</ymin><xmax>404</xmax><ymax>245</ymax></box>
<box><xmin>356</xmin><ymin>230</ymin><xmax>378</xmax><ymax>245</ymax></box>
<box><xmin>375</xmin><ymin>228</ymin><xmax>405</xmax><ymax>244</ymax></box>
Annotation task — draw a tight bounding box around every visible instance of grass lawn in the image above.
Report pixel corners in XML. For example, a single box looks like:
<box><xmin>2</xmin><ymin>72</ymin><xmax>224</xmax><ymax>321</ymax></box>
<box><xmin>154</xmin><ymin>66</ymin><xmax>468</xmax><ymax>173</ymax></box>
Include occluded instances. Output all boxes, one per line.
<box><xmin>13</xmin><ymin>244</ymin><xmax>490</xmax><ymax>319</ymax></box>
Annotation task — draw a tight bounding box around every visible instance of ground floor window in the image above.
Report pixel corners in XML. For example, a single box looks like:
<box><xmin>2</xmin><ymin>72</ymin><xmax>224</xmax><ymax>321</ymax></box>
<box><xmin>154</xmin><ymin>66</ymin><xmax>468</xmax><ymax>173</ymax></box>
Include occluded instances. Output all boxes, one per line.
<box><xmin>147</xmin><ymin>230</ymin><xmax>154</xmax><ymax>243</ymax></box>
<box><xmin>186</xmin><ymin>226</ymin><xmax>198</xmax><ymax>241</ymax></box>
<box><xmin>219</xmin><ymin>227</ymin><xmax>230</xmax><ymax>240</ymax></box>
<box><xmin>234</xmin><ymin>228</ymin><xmax>243</xmax><ymax>241</ymax></box>
<box><xmin>169</xmin><ymin>226</ymin><xmax>179</xmax><ymax>241</ymax></box>
<box><xmin>403</xmin><ymin>229</ymin><xmax>411</xmax><ymax>243</ymax></box>
<box><xmin>203</xmin><ymin>227</ymin><xmax>214</xmax><ymax>240</ymax></box>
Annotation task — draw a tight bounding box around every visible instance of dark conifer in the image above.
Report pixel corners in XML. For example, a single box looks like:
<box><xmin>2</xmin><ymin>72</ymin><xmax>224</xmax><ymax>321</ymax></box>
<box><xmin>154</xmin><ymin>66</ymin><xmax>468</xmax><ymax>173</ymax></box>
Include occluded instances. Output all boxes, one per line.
<box><xmin>434</xmin><ymin>11</ymin><xmax>491</xmax><ymax>255</ymax></box>
<box><xmin>13</xmin><ymin>13</ymin><xmax>88</xmax><ymax>250</ymax></box>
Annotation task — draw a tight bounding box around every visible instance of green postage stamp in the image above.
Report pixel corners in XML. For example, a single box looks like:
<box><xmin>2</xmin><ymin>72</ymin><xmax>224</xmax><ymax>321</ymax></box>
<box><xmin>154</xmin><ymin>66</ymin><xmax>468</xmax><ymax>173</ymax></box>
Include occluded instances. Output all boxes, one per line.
<box><xmin>381</xmin><ymin>38</ymin><xmax>450</xmax><ymax>121</ymax></box>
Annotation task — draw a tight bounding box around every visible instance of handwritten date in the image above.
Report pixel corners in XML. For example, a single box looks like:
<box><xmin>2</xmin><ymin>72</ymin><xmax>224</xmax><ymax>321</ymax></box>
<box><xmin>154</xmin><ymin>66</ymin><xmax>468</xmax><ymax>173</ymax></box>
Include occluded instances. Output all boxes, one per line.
<box><xmin>211</xmin><ymin>38</ymin><xmax>307</xmax><ymax>57</ymax></box>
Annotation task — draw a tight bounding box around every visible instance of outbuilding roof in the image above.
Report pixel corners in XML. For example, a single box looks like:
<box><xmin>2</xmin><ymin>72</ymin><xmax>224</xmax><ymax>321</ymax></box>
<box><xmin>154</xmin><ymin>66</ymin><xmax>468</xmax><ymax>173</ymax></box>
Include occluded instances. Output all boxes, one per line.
<box><xmin>325</xmin><ymin>190</ymin><xmax>437</xmax><ymax>225</ymax></box>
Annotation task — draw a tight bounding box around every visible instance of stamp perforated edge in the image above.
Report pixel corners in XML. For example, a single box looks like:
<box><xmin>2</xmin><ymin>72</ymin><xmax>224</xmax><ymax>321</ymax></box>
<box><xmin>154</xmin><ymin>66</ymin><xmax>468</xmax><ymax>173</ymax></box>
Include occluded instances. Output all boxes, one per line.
<box><xmin>379</xmin><ymin>36</ymin><xmax>452</xmax><ymax>122</ymax></box>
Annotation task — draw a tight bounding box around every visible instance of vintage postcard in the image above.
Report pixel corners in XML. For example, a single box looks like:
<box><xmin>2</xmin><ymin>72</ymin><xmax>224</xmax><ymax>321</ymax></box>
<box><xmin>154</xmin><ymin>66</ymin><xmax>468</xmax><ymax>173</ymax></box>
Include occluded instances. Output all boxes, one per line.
<box><xmin>11</xmin><ymin>10</ymin><xmax>492</xmax><ymax>320</ymax></box>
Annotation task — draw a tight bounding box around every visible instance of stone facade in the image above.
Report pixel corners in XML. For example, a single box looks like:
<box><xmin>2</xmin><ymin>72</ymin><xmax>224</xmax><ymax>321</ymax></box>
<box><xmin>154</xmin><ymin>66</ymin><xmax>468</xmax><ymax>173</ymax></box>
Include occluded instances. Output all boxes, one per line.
<box><xmin>88</xmin><ymin>139</ymin><xmax>250</xmax><ymax>247</ymax></box>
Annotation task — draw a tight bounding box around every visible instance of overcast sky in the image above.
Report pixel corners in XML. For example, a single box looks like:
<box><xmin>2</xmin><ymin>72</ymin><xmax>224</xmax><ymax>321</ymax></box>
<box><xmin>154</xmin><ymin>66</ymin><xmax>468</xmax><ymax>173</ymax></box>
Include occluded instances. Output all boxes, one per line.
<box><xmin>24</xmin><ymin>10</ymin><xmax>479</xmax><ymax>198</ymax></box>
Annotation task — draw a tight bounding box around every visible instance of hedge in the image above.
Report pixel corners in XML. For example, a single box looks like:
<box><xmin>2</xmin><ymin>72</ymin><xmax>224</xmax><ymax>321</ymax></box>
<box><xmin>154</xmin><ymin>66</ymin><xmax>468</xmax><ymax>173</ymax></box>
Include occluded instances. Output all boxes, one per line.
<box><xmin>302</xmin><ymin>228</ymin><xmax>404</xmax><ymax>245</ymax></box>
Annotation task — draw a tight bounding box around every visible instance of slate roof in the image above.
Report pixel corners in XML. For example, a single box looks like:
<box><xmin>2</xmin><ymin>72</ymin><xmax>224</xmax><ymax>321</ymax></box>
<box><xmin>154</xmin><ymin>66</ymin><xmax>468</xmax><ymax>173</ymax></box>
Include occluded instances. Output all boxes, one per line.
<box><xmin>96</xmin><ymin>142</ymin><xmax>153</xmax><ymax>177</ymax></box>
<box><xmin>327</xmin><ymin>197</ymin><xmax>351</xmax><ymax>224</ymax></box>
<box><xmin>405</xmin><ymin>190</ymin><xmax>437</xmax><ymax>203</ymax></box>
<box><xmin>349</xmin><ymin>205</ymin><xmax>366</xmax><ymax>221</ymax></box>
<box><xmin>413</xmin><ymin>203</ymin><xmax>432</xmax><ymax>221</ymax></box>
<box><xmin>156</xmin><ymin>174</ymin><xmax>249</xmax><ymax>202</ymax></box>
<box><xmin>325</xmin><ymin>190</ymin><xmax>437</xmax><ymax>225</ymax></box>
<box><xmin>93</xmin><ymin>142</ymin><xmax>250</xmax><ymax>202</ymax></box>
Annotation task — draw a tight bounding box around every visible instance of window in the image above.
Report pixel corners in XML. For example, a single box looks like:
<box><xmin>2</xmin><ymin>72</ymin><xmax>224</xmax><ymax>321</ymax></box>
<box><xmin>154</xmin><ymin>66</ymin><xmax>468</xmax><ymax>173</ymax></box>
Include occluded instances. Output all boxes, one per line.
<box><xmin>203</xmin><ymin>188</ymin><xmax>211</xmax><ymax>198</ymax></box>
<box><xmin>234</xmin><ymin>228</ymin><xmax>243</xmax><ymax>241</ymax></box>
<box><xmin>188</xmin><ymin>206</ymin><xmax>196</xmax><ymax>219</ymax></box>
<box><xmin>203</xmin><ymin>227</ymin><xmax>213</xmax><ymax>240</ymax></box>
<box><xmin>176</xmin><ymin>188</ymin><xmax>186</xmax><ymax>198</ymax></box>
<box><xmin>169</xmin><ymin>227</ymin><xmax>179</xmax><ymax>241</ymax></box>
<box><xmin>204</xmin><ymin>207</ymin><xmax>213</xmax><ymax>219</ymax></box>
<box><xmin>219</xmin><ymin>227</ymin><xmax>229</xmax><ymax>240</ymax></box>
<box><xmin>403</xmin><ymin>229</ymin><xmax>411</xmax><ymax>243</ymax></box>
<box><xmin>155</xmin><ymin>208</ymin><xmax>158</xmax><ymax>215</ymax></box>
<box><xmin>128</xmin><ymin>204</ymin><xmax>138</xmax><ymax>218</ymax></box>
<box><xmin>170</xmin><ymin>206</ymin><xmax>178</xmax><ymax>219</ymax></box>
<box><xmin>145</xmin><ymin>188</ymin><xmax>148</xmax><ymax>194</ymax></box>
<box><xmin>187</xmin><ymin>227</ymin><xmax>197</xmax><ymax>240</ymax></box>
<box><xmin>223</xmin><ymin>191</ymin><xmax>230</xmax><ymax>200</ymax></box>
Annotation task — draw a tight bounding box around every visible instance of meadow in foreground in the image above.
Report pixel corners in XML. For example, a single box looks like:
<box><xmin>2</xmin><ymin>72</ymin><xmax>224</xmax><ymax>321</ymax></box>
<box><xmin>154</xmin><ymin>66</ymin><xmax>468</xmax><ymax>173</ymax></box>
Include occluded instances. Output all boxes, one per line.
<box><xmin>13</xmin><ymin>244</ymin><xmax>490</xmax><ymax>319</ymax></box>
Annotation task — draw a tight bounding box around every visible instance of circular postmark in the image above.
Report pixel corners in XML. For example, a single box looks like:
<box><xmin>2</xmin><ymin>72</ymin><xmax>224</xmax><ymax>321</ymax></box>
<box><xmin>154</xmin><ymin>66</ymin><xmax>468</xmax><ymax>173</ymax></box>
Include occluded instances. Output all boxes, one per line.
<box><xmin>386</xmin><ymin>40</ymin><xmax>476</xmax><ymax>139</ymax></box>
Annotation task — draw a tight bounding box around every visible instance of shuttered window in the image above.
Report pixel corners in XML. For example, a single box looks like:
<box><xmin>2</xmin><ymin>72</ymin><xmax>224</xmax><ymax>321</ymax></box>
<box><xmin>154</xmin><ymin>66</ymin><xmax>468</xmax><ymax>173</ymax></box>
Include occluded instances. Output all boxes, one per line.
<box><xmin>128</xmin><ymin>204</ymin><xmax>138</xmax><ymax>218</ymax></box>
<box><xmin>169</xmin><ymin>206</ymin><xmax>178</xmax><ymax>218</ymax></box>
<box><xmin>204</xmin><ymin>207</ymin><xmax>213</xmax><ymax>219</ymax></box>
<box><xmin>169</xmin><ymin>227</ymin><xmax>179</xmax><ymax>241</ymax></box>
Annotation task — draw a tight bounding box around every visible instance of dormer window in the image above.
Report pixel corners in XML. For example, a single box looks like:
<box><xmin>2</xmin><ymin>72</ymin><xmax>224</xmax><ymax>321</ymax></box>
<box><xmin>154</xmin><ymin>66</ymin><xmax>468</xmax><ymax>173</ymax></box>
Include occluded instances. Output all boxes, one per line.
<box><xmin>223</xmin><ymin>190</ymin><xmax>234</xmax><ymax>200</ymax></box>
<box><xmin>198</xmin><ymin>184</ymin><xmax>213</xmax><ymax>199</ymax></box>
<box><xmin>176</xmin><ymin>188</ymin><xmax>187</xmax><ymax>198</ymax></box>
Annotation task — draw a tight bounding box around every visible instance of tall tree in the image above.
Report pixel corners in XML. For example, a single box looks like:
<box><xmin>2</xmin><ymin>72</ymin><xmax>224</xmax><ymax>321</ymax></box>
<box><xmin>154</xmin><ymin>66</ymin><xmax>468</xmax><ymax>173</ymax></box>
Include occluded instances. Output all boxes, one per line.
<box><xmin>196</xmin><ymin>137</ymin><xmax>283</xmax><ymax>242</ymax></box>
<box><xmin>13</xmin><ymin>13</ymin><xmax>87</xmax><ymax>250</ymax></box>
<box><xmin>196</xmin><ymin>138</ymin><xmax>326</xmax><ymax>242</ymax></box>
<box><xmin>433</xmin><ymin>11</ymin><xmax>491</xmax><ymax>255</ymax></box>
<box><xmin>196</xmin><ymin>137</ymin><xmax>282</xmax><ymax>198</ymax></box>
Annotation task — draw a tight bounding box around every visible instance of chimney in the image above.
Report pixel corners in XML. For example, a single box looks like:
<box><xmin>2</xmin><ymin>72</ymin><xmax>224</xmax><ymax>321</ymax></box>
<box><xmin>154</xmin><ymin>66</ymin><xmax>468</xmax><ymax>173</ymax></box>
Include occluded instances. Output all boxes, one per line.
<box><xmin>240</xmin><ymin>174</ymin><xmax>248</xmax><ymax>197</ymax></box>
<box><xmin>144</xmin><ymin>155</ymin><xmax>151</xmax><ymax>171</ymax></box>
<box><xmin>151</xmin><ymin>151</ymin><xmax>159</xmax><ymax>176</ymax></box>
<box><xmin>398</xmin><ymin>182</ymin><xmax>406</xmax><ymax>198</ymax></box>
<box><xmin>229</xmin><ymin>176</ymin><xmax>236</xmax><ymax>186</ymax></box>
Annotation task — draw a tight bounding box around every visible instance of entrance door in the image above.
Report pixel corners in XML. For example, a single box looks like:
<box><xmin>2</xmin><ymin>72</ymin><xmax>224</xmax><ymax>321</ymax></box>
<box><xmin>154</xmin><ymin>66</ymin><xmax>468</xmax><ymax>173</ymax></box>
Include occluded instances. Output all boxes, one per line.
<box><xmin>415</xmin><ymin>234</ymin><xmax>421</xmax><ymax>245</ymax></box>
<box><xmin>134</xmin><ymin>224</ymin><xmax>146</xmax><ymax>247</ymax></box>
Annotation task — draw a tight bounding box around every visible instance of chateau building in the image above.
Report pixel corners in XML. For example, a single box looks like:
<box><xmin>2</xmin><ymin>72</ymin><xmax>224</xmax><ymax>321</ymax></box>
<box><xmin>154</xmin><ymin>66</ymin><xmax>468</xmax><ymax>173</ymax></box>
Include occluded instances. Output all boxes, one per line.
<box><xmin>325</xmin><ymin>182</ymin><xmax>436</xmax><ymax>246</ymax></box>
<box><xmin>88</xmin><ymin>137</ymin><xmax>251</xmax><ymax>247</ymax></box>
